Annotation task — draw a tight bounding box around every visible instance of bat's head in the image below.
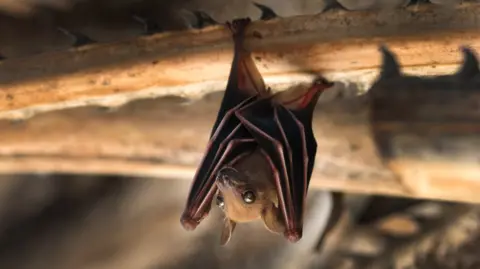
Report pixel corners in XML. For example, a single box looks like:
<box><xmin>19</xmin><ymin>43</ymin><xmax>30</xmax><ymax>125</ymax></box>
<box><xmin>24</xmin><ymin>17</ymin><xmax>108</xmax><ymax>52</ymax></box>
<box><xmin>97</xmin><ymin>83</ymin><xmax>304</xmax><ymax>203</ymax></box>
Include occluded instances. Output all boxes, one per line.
<box><xmin>214</xmin><ymin>150</ymin><xmax>285</xmax><ymax>245</ymax></box>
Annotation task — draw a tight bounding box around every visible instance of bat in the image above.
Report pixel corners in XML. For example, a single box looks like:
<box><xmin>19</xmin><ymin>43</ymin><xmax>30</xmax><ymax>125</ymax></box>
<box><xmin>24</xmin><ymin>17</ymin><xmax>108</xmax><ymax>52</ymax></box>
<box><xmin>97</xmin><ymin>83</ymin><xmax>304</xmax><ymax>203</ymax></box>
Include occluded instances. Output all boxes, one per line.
<box><xmin>180</xmin><ymin>18</ymin><xmax>334</xmax><ymax>244</ymax></box>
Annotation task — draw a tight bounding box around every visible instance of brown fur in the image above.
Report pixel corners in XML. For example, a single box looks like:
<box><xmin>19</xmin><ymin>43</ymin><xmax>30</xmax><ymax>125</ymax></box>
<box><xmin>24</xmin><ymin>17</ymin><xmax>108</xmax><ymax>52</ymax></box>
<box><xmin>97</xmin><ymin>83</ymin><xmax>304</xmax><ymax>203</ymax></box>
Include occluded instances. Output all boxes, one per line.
<box><xmin>216</xmin><ymin>150</ymin><xmax>285</xmax><ymax>244</ymax></box>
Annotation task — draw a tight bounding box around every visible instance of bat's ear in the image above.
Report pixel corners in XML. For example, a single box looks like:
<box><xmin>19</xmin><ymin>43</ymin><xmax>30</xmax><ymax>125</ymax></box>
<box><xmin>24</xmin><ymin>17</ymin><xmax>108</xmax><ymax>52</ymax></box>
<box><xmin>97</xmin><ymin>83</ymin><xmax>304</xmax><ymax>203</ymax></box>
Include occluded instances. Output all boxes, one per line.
<box><xmin>261</xmin><ymin>204</ymin><xmax>285</xmax><ymax>234</ymax></box>
<box><xmin>220</xmin><ymin>218</ymin><xmax>237</xmax><ymax>246</ymax></box>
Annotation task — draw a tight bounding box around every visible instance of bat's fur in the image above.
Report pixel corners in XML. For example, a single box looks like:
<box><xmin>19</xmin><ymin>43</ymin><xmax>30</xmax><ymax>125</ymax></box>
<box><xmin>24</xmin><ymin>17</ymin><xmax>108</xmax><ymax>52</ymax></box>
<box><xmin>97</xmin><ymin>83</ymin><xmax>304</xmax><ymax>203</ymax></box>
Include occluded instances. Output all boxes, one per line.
<box><xmin>216</xmin><ymin>149</ymin><xmax>285</xmax><ymax>245</ymax></box>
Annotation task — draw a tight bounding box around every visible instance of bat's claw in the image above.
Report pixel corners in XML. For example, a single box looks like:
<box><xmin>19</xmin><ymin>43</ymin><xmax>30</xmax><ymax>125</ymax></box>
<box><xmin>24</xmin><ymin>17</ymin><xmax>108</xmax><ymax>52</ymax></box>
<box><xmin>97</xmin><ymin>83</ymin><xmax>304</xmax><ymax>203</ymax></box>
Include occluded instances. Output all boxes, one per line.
<box><xmin>180</xmin><ymin>214</ymin><xmax>200</xmax><ymax>231</ymax></box>
<box><xmin>285</xmin><ymin>229</ymin><xmax>302</xmax><ymax>243</ymax></box>
<box><xmin>226</xmin><ymin>18</ymin><xmax>252</xmax><ymax>37</ymax></box>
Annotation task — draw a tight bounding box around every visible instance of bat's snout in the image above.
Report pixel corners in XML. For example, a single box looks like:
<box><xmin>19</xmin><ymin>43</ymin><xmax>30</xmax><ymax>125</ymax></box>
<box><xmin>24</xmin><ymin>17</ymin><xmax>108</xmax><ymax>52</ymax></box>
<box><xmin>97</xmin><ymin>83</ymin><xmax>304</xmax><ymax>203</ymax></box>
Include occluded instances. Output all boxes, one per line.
<box><xmin>216</xmin><ymin>167</ymin><xmax>241</xmax><ymax>190</ymax></box>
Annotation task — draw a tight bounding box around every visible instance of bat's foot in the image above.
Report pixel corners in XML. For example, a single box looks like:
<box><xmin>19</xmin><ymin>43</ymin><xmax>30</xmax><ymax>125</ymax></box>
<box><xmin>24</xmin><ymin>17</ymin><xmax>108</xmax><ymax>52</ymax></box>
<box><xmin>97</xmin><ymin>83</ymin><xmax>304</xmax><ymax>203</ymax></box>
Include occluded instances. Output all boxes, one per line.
<box><xmin>226</xmin><ymin>18</ymin><xmax>251</xmax><ymax>40</ymax></box>
<box><xmin>180</xmin><ymin>213</ymin><xmax>200</xmax><ymax>231</ymax></box>
<box><xmin>284</xmin><ymin>229</ymin><xmax>302</xmax><ymax>243</ymax></box>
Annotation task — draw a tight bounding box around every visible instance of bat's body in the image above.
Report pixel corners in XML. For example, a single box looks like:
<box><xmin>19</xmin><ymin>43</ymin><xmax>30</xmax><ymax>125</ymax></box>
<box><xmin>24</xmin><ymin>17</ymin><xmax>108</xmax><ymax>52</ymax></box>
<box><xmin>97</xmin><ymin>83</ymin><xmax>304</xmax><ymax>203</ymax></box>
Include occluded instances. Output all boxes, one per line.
<box><xmin>180</xmin><ymin>18</ymin><xmax>333</xmax><ymax>244</ymax></box>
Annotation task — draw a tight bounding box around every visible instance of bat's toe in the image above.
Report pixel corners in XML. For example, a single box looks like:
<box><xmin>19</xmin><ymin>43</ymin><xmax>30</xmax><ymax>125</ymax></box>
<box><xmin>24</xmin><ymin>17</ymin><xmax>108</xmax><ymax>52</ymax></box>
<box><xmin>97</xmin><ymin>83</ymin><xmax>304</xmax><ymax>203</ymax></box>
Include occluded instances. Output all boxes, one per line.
<box><xmin>180</xmin><ymin>214</ymin><xmax>199</xmax><ymax>231</ymax></box>
<box><xmin>226</xmin><ymin>18</ymin><xmax>252</xmax><ymax>35</ymax></box>
<box><xmin>284</xmin><ymin>229</ymin><xmax>302</xmax><ymax>243</ymax></box>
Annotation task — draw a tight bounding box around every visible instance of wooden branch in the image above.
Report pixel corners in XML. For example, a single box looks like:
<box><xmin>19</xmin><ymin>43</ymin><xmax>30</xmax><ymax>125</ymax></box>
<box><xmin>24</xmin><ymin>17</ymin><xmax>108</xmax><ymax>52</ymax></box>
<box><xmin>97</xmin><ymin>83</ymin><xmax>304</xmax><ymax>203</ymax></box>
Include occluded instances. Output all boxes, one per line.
<box><xmin>1</xmin><ymin>90</ymin><xmax>479</xmax><ymax>204</ymax></box>
<box><xmin>0</xmin><ymin>3</ymin><xmax>479</xmax><ymax>119</ymax></box>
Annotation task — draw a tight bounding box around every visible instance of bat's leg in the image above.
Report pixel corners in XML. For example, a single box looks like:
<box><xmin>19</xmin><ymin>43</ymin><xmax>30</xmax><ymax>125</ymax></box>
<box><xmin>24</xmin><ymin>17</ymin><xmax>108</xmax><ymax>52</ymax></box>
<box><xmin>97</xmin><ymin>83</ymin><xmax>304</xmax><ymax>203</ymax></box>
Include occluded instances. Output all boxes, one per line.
<box><xmin>216</xmin><ymin>18</ymin><xmax>269</xmax><ymax>122</ymax></box>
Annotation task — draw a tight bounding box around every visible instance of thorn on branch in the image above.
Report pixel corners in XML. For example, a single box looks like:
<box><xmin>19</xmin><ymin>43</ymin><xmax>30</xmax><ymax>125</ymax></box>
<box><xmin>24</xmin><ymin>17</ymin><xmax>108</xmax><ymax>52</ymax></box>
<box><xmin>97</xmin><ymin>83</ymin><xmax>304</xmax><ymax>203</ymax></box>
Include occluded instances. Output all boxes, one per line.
<box><xmin>253</xmin><ymin>2</ymin><xmax>278</xmax><ymax>20</ymax></box>
<box><xmin>192</xmin><ymin>10</ymin><xmax>218</xmax><ymax>29</ymax></box>
<box><xmin>57</xmin><ymin>27</ymin><xmax>96</xmax><ymax>47</ymax></box>
<box><xmin>132</xmin><ymin>14</ymin><xmax>163</xmax><ymax>35</ymax></box>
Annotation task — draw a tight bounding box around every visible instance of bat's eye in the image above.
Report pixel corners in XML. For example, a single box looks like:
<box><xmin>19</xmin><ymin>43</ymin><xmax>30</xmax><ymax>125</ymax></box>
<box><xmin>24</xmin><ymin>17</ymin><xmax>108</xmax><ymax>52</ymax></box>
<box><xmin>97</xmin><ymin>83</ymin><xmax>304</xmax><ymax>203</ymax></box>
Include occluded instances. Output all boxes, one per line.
<box><xmin>242</xmin><ymin>191</ymin><xmax>256</xmax><ymax>204</ymax></box>
<box><xmin>216</xmin><ymin>195</ymin><xmax>225</xmax><ymax>210</ymax></box>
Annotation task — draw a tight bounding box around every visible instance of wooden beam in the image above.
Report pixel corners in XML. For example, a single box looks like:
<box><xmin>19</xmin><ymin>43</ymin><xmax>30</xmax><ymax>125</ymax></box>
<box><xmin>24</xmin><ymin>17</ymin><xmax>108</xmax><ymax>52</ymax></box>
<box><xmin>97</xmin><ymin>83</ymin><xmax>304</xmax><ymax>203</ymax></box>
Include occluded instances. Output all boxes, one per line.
<box><xmin>0</xmin><ymin>91</ymin><xmax>479</xmax><ymax>204</ymax></box>
<box><xmin>0</xmin><ymin>3</ymin><xmax>479</xmax><ymax>120</ymax></box>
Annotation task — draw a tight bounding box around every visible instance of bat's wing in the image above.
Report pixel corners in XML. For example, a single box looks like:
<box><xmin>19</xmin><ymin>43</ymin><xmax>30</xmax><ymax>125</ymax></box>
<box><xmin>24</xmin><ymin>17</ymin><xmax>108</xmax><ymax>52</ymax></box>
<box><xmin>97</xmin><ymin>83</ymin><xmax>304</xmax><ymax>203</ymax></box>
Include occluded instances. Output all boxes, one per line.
<box><xmin>211</xmin><ymin>18</ymin><xmax>269</xmax><ymax>133</ymax></box>
<box><xmin>181</xmin><ymin>18</ymin><xmax>268</xmax><ymax>230</ymax></box>
<box><xmin>181</xmin><ymin>98</ymin><xmax>256</xmax><ymax>230</ymax></box>
<box><xmin>235</xmin><ymin>98</ymin><xmax>304</xmax><ymax>241</ymax></box>
<box><xmin>235</xmin><ymin>79</ymin><xmax>331</xmax><ymax>242</ymax></box>
<box><xmin>273</xmin><ymin>106</ymin><xmax>310</xmax><ymax>241</ymax></box>
<box><xmin>284</xmin><ymin>78</ymin><xmax>333</xmax><ymax>183</ymax></box>
<box><xmin>274</xmin><ymin>79</ymin><xmax>331</xmax><ymax>241</ymax></box>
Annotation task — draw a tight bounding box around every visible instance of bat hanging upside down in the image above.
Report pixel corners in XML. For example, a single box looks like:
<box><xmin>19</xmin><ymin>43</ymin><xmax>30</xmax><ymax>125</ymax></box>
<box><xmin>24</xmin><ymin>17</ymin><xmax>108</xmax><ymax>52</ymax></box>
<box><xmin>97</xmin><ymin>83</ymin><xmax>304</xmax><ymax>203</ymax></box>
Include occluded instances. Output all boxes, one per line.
<box><xmin>180</xmin><ymin>18</ymin><xmax>334</xmax><ymax>245</ymax></box>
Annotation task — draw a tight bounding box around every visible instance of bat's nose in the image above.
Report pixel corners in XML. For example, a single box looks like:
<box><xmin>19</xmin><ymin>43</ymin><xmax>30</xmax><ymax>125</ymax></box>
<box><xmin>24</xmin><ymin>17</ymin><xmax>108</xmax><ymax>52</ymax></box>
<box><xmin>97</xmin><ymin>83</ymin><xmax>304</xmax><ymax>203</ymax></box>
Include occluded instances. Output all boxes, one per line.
<box><xmin>216</xmin><ymin>167</ymin><xmax>237</xmax><ymax>187</ymax></box>
<box><xmin>218</xmin><ymin>174</ymin><xmax>228</xmax><ymax>184</ymax></box>
<box><xmin>216</xmin><ymin>175</ymin><xmax>230</xmax><ymax>190</ymax></box>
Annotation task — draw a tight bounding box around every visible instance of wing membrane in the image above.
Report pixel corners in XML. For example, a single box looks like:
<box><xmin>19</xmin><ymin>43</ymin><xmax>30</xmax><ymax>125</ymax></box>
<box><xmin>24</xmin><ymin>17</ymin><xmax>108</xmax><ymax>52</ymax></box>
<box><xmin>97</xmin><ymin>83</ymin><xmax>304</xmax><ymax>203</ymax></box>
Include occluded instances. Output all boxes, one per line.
<box><xmin>274</xmin><ymin>106</ymin><xmax>310</xmax><ymax>234</ymax></box>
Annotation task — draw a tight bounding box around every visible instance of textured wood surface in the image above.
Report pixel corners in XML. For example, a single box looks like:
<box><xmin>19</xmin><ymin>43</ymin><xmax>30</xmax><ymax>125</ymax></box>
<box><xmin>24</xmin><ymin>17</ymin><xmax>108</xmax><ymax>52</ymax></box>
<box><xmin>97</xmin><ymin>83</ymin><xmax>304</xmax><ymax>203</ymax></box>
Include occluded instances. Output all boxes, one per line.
<box><xmin>0</xmin><ymin>88</ymin><xmax>479</xmax><ymax>204</ymax></box>
<box><xmin>0</xmin><ymin>2</ymin><xmax>479</xmax><ymax>120</ymax></box>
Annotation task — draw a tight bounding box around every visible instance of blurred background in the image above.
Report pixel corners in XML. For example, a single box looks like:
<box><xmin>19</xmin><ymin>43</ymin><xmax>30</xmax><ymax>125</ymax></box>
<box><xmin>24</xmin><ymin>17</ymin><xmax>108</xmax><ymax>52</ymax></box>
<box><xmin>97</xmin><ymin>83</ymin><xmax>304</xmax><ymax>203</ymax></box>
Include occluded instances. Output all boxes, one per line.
<box><xmin>0</xmin><ymin>0</ymin><xmax>478</xmax><ymax>268</ymax></box>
